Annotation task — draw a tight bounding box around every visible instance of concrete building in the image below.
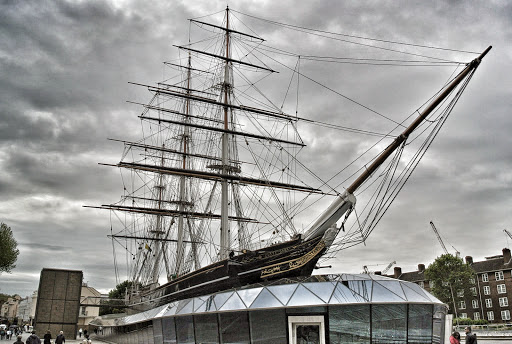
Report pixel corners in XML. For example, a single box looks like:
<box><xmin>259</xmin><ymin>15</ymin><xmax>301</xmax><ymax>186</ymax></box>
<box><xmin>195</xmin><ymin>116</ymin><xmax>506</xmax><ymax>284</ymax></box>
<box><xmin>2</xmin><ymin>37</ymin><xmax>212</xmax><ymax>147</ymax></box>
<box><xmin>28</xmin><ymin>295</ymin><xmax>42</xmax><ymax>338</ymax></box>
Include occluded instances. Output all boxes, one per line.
<box><xmin>78</xmin><ymin>282</ymin><xmax>101</xmax><ymax>332</ymax></box>
<box><xmin>1</xmin><ymin>295</ymin><xmax>21</xmax><ymax>321</ymax></box>
<box><xmin>16</xmin><ymin>291</ymin><xmax>38</xmax><ymax>325</ymax></box>
<box><xmin>389</xmin><ymin>248</ymin><xmax>512</xmax><ymax>323</ymax></box>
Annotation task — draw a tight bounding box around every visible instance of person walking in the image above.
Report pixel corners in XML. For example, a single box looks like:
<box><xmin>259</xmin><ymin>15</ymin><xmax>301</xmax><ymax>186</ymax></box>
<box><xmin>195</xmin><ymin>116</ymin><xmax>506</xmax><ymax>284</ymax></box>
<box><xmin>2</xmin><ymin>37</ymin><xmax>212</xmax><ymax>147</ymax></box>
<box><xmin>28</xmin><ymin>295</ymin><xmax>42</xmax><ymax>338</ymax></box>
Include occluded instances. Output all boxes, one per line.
<box><xmin>55</xmin><ymin>331</ymin><xmax>65</xmax><ymax>344</ymax></box>
<box><xmin>78</xmin><ymin>328</ymin><xmax>82</xmax><ymax>338</ymax></box>
<box><xmin>465</xmin><ymin>326</ymin><xmax>477</xmax><ymax>344</ymax></box>
<box><xmin>13</xmin><ymin>335</ymin><xmax>24</xmax><ymax>344</ymax></box>
<box><xmin>450</xmin><ymin>331</ymin><xmax>460</xmax><ymax>344</ymax></box>
<box><xmin>25</xmin><ymin>330</ymin><xmax>41</xmax><ymax>344</ymax></box>
<box><xmin>43</xmin><ymin>330</ymin><xmax>51</xmax><ymax>344</ymax></box>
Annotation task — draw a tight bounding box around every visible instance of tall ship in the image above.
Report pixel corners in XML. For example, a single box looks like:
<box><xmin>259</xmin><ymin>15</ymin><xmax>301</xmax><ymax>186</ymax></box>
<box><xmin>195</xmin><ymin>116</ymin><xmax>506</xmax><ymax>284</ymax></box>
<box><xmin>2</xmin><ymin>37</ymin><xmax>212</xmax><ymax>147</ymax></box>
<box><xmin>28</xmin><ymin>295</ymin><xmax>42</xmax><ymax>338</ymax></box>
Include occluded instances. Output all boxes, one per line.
<box><xmin>88</xmin><ymin>7</ymin><xmax>491</xmax><ymax>312</ymax></box>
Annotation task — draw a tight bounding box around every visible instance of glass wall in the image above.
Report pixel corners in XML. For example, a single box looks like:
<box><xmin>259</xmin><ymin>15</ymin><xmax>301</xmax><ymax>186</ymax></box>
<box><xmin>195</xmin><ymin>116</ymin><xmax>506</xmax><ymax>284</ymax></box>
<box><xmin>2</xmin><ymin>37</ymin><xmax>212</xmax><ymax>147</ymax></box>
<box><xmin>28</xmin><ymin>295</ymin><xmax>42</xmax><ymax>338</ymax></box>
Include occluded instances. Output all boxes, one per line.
<box><xmin>176</xmin><ymin>316</ymin><xmax>195</xmax><ymax>344</ymax></box>
<box><xmin>150</xmin><ymin>303</ymin><xmax>441</xmax><ymax>343</ymax></box>
<box><xmin>250</xmin><ymin>309</ymin><xmax>287</xmax><ymax>344</ymax></box>
<box><xmin>194</xmin><ymin>313</ymin><xmax>219</xmax><ymax>344</ymax></box>
<box><xmin>408</xmin><ymin>304</ymin><xmax>433</xmax><ymax>344</ymax></box>
<box><xmin>219</xmin><ymin>311</ymin><xmax>250</xmax><ymax>344</ymax></box>
<box><xmin>372</xmin><ymin>304</ymin><xmax>407</xmax><ymax>344</ymax></box>
<box><xmin>162</xmin><ymin>317</ymin><xmax>177</xmax><ymax>344</ymax></box>
<box><xmin>329</xmin><ymin>305</ymin><xmax>370</xmax><ymax>344</ymax></box>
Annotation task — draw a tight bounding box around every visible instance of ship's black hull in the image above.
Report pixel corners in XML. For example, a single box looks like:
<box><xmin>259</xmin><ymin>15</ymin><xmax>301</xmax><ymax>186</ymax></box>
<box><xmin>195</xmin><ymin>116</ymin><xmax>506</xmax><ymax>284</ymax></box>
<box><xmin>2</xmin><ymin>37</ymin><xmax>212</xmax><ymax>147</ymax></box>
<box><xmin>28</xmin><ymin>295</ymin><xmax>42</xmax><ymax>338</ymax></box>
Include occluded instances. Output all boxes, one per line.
<box><xmin>129</xmin><ymin>236</ymin><xmax>326</xmax><ymax>312</ymax></box>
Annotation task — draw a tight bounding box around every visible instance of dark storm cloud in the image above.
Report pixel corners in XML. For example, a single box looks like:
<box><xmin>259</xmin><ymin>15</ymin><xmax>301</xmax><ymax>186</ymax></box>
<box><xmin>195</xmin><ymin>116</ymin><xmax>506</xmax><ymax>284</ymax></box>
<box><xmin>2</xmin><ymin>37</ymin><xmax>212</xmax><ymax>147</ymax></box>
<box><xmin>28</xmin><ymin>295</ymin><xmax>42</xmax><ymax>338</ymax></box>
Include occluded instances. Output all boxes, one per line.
<box><xmin>0</xmin><ymin>0</ymin><xmax>510</xmax><ymax>298</ymax></box>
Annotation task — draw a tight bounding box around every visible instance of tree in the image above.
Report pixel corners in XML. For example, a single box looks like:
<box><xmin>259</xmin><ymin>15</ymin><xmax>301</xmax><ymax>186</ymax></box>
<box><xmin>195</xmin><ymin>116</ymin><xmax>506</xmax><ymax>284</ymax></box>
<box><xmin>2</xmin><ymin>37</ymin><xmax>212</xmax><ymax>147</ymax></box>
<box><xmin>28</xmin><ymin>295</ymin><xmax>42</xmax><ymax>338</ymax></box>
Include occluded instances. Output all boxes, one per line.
<box><xmin>424</xmin><ymin>254</ymin><xmax>475</xmax><ymax>315</ymax></box>
<box><xmin>99</xmin><ymin>280</ymin><xmax>141</xmax><ymax>315</ymax></box>
<box><xmin>0</xmin><ymin>223</ymin><xmax>19</xmax><ymax>273</ymax></box>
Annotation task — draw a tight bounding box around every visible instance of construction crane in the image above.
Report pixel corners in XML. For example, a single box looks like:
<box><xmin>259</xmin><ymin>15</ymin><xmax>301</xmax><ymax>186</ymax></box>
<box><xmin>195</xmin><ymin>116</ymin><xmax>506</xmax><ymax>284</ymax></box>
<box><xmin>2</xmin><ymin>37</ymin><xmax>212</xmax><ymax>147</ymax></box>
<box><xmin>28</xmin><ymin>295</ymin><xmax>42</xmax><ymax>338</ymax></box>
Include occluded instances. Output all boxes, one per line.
<box><xmin>430</xmin><ymin>221</ymin><xmax>460</xmax><ymax>257</ymax></box>
<box><xmin>430</xmin><ymin>221</ymin><xmax>449</xmax><ymax>254</ymax></box>
<box><xmin>504</xmin><ymin>229</ymin><xmax>512</xmax><ymax>240</ymax></box>
<box><xmin>382</xmin><ymin>261</ymin><xmax>396</xmax><ymax>274</ymax></box>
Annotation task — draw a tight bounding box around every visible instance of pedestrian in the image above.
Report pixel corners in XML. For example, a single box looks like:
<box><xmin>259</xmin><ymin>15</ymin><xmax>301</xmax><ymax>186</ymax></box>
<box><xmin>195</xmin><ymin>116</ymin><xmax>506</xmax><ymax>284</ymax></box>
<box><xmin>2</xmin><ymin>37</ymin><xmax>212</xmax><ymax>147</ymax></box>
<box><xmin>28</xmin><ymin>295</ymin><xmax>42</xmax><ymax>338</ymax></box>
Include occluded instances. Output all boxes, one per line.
<box><xmin>465</xmin><ymin>326</ymin><xmax>477</xmax><ymax>344</ymax></box>
<box><xmin>25</xmin><ymin>330</ymin><xmax>41</xmax><ymax>344</ymax></box>
<box><xmin>78</xmin><ymin>328</ymin><xmax>82</xmax><ymax>338</ymax></box>
<box><xmin>55</xmin><ymin>331</ymin><xmax>65</xmax><ymax>344</ymax></box>
<box><xmin>1</xmin><ymin>328</ymin><xmax>6</xmax><ymax>340</ymax></box>
<box><xmin>450</xmin><ymin>331</ymin><xmax>460</xmax><ymax>344</ymax></box>
<box><xmin>43</xmin><ymin>330</ymin><xmax>51</xmax><ymax>344</ymax></box>
<box><xmin>13</xmin><ymin>335</ymin><xmax>24</xmax><ymax>344</ymax></box>
<box><xmin>7</xmin><ymin>329</ymin><xmax>12</xmax><ymax>339</ymax></box>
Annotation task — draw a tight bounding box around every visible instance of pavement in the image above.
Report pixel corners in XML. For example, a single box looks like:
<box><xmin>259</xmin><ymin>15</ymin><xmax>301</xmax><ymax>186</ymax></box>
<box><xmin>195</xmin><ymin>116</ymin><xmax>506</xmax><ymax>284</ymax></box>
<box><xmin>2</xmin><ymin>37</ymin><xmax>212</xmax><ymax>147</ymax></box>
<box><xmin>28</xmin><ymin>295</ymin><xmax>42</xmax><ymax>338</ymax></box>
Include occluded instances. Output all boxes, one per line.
<box><xmin>9</xmin><ymin>332</ymin><xmax>110</xmax><ymax>344</ymax></box>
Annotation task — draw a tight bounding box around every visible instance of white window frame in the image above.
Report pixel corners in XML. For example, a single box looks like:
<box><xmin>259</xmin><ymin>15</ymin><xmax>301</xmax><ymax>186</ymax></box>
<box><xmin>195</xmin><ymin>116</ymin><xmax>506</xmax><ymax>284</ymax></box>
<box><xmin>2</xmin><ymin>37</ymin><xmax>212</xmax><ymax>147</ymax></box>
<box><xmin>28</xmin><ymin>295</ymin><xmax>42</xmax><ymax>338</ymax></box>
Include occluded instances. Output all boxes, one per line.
<box><xmin>486</xmin><ymin>298</ymin><xmax>493</xmax><ymax>308</ymax></box>
<box><xmin>499</xmin><ymin>297</ymin><xmax>509</xmax><ymax>307</ymax></box>
<box><xmin>472</xmin><ymin>300</ymin><xmax>479</xmax><ymax>309</ymax></box>
<box><xmin>470</xmin><ymin>277</ymin><xmax>476</xmax><ymax>284</ymax></box>
<box><xmin>429</xmin><ymin>280</ymin><xmax>435</xmax><ymax>288</ymax></box>
<box><xmin>460</xmin><ymin>313</ymin><xmax>467</xmax><ymax>318</ymax></box>
<box><xmin>487</xmin><ymin>311</ymin><xmax>494</xmax><ymax>320</ymax></box>
<box><xmin>470</xmin><ymin>287</ymin><xmax>477</xmax><ymax>296</ymax></box>
<box><xmin>501</xmin><ymin>310</ymin><xmax>511</xmax><ymax>321</ymax></box>
<box><xmin>482</xmin><ymin>273</ymin><xmax>489</xmax><ymax>282</ymax></box>
<box><xmin>288</xmin><ymin>315</ymin><xmax>325</xmax><ymax>344</ymax></box>
<box><xmin>457</xmin><ymin>290</ymin><xmax>464</xmax><ymax>297</ymax></box>
<box><xmin>496</xmin><ymin>271</ymin><xmax>504</xmax><ymax>281</ymax></box>
<box><xmin>474</xmin><ymin>312</ymin><xmax>480</xmax><ymax>320</ymax></box>
<box><xmin>459</xmin><ymin>300</ymin><xmax>466</xmax><ymax>309</ymax></box>
<box><xmin>498</xmin><ymin>284</ymin><xmax>507</xmax><ymax>294</ymax></box>
<box><xmin>484</xmin><ymin>286</ymin><xmax>491</xmax><ymax>295</ymax></box>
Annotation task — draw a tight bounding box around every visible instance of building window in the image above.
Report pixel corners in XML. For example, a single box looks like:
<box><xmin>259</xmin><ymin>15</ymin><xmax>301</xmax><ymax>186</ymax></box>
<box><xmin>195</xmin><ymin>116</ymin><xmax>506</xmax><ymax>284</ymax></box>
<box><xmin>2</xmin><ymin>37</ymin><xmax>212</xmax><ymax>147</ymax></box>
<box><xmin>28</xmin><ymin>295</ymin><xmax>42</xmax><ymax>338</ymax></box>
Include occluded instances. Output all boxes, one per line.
<box><xmin>484</xmin><ymin>286</ymin><xmax>491</xmax><ymax>295</ymax></box>
<box><xmin>472</xmin><ymin>300</ymin><xmax>478</xmax><ymax>309</ymax></box>
<box><xmin>470</xmin><ymin>278</ymin><xmax>475</xmax><ymax>284</ymax></box>
<box><xmin>474</xmin><ymin>312</ymin><xmax>480</xmax><ymax>320</ymax></box>
<box><xmin>499</xmin><ymin>297</ymin><xmax>509</xmax><ymax>307</ymax></box>
<box><xmin>496</xmin><ymin>271</ymin><xmax>504</xmax><ymax>281</ymax></box>
<box><xmin>498</xmin><ymin>284</ymin><xmax>507</xmax><ymax>294</ymax></box>
<box><xmin>459</xmin><ymin>301</ymin><xmax>466</xmax><ymax>309</ymax></box>
<box><xmin>486</xmin><ymin>299</ymin><xmax>493</xmax><ymax>308</ymax></box>
<box><xmin>460</xmin><ymin>313</ymin><xmax>467</xmax><ymax>318</ymax></box>
<box><xmin>457</xmin><ymin>290</ymin><xmax>464</xmax><ymax>297</ymax></box>
<box><xmin>502</xmin><ymin>310</ymin><xmax>511</xmax><ymax>321</ymax></box>
<box><xmin>418</xmin><ymin>281</ymin><xmax>424</xmax><ymax>288</ymax></box>
<box><xmin>487</xmin><ymin>311</ymin><xmax>494</xmax><ymax>320</ymax></box>
<box><xmin>470</xmin><ymin>287</ymin><xmax>477</xmax><ymax>296</ymax></box>
<box><xmin>482</xmin><ymin>273</ymin><xmax>488</xmax><ymax>282</ymax></box>
<box><xmin>429</xmin><ymin>280</ymin><xmax>435</xmax><ymax>288</ymax></box>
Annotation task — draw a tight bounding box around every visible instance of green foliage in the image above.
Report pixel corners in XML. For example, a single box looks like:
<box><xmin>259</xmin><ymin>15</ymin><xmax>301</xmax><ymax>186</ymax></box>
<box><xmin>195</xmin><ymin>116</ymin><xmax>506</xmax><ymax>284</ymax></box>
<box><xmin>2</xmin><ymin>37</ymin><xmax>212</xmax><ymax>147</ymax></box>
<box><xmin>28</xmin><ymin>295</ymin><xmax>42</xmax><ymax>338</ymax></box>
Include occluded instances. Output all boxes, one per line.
<box><xmin>424</xmin><ymin>254</ymin><xmax>475</xmax><ymax>314</ymax></box>
<box><xmin>453</xmin><ymin>317</ymin><xmax>489</xmax><ymax>325</ymax></box>
<box><xmin>0</xmin><ymin>293</ymin><xmax>12</xmax><ymax>305</ymax></box>
<box><xmin>0</xmin><ymin>223</ymin><xmax>19</xmax><ymax>273</ymax></box>
<box><xmin>99</xmin><ymin>280</ymin><xmax>141</xmax><ymax>316</ymax></box>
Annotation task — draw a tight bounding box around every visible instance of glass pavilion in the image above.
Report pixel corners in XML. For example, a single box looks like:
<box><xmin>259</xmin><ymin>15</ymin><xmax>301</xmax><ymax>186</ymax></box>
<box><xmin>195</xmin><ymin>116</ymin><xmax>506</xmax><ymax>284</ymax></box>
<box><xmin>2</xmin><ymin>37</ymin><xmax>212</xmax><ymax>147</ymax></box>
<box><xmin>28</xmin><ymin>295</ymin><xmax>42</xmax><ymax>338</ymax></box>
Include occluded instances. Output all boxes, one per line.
<box><xmin>91</xmin><ymin>274</ymin><xmax>447</xmax><ymax>344</ymax></box>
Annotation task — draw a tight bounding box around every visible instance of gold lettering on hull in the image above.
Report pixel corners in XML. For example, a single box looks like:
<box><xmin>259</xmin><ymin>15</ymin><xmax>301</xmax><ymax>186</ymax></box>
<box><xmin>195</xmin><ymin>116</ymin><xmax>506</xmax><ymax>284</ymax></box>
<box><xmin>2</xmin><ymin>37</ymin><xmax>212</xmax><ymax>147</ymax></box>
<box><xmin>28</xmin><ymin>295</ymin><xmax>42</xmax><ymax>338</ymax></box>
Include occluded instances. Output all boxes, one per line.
<box><xmin>260</xmin><ymin>240</ymin><xmax>326</xmax><ymax>278</ymax></box>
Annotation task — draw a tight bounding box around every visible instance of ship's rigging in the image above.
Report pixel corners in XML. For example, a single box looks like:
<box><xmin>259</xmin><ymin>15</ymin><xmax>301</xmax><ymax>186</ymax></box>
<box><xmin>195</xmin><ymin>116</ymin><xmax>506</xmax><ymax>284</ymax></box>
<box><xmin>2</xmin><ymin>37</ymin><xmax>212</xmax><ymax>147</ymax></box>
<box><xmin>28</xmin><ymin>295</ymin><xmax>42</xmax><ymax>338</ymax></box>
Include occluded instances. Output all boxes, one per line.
<box><xmin>86</xmin><ymin>7</ymin><xmax>490</xmax><ymax>297</ymax></box>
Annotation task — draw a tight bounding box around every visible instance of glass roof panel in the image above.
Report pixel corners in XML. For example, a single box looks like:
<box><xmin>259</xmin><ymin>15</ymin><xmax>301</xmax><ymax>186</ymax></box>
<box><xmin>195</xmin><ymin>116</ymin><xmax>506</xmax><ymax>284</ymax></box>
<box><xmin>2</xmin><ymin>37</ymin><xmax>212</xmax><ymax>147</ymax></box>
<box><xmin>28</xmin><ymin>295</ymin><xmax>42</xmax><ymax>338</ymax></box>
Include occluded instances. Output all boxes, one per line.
<box><xmin>237</xmin><ymin>287</ymin><xmax>263</xmax><ymax>308</ymax></box>
<box><xmin>329</xmin><ymin>282</ymin><xmax>361</xmax><ymax>304</ymax></box>
<box><xmin>162</xmin><ymin>303</ymin><xmax>178</xmax><ymax>316</ymax></box>
<box><xmin>347</xmin><ymin>280</ymin><xmax>372</xmax><ymax>302</ymax></box>
<box><xmin>287</xmin><ymin>284</ymin><xmax>324</xmax><ymax>306</ymax></box>
<box><xmin>176</xmin><ymin>299</ymin><xmax>194</xmax><ymax>314</ymax></box>
<box><xmin>220</xmin><ymin>292</ymin><xmax>247</xmax><ymax>311</ymax></box>
<box><xmin>213</xmin><ymin>292</ymin><xmax>232</xmax><ymax>310</ymax></box>
<box><xmin>374</xmin><ymin>281</ymin><xmax>406</xmax><ymax>300</ymax></box>
<box><xmin>400</xmin><ymin>282</ymin><xmax>432</xmax><ymax>302</ymax></box>
<box><xmin>405</xmin><ymin>282</ymin><xmax>441</xmax><ymax>302</ymax></box>
<box><xmin>371</xmin><ymin>281</ymin><xmax>406</xmax><ymax>302</ymax></box>
<box><xmin>267</xmin><ymin>284</ymin><xmax>298</xmax><ymax>305</ymax></box>
<box><xmin>250</xmin><ymin>288</ymin><xmax>283</xmax><ymax>309</ymax></box>
<box><xmin>303</xmin><ymin>282</ymin><xmax>336</xmax><ymax>303</ymax></box>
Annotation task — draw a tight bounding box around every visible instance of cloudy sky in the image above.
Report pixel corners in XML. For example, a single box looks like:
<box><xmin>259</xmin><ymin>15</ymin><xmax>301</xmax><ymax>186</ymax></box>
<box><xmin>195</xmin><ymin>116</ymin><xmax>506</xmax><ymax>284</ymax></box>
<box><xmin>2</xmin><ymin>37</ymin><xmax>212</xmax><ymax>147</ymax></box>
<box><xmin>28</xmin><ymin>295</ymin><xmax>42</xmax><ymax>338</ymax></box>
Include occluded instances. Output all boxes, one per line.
<box><xmin>1</xmin><ymin>0</ymin><xmax>511</xmax><ymax>298</ymax></box>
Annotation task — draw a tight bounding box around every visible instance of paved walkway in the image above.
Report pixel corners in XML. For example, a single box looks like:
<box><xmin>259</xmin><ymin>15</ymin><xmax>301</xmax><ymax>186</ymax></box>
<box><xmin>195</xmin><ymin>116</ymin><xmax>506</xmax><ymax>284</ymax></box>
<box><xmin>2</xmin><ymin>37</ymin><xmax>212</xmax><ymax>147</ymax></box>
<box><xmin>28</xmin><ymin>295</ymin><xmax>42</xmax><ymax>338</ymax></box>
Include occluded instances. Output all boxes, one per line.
<box><xmin>12</xmin><ymin>332</ymin><xmax>110</xmax><ymax>344</ymax></box>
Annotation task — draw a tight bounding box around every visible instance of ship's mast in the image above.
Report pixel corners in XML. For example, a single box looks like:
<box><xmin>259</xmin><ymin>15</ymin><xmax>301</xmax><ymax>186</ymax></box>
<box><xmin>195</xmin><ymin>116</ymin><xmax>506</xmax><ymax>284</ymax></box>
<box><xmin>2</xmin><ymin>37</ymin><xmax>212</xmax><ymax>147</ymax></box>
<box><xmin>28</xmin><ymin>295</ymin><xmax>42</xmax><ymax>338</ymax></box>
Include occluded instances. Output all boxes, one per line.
<box><xmin>174</xmin><ymin>53</ymin><xmax>193</xmax><ymax>276</ymax></box>
<box><xmin>220</xmin><ymin>6</ymin><xmax>231</xmax><ymax>260</ymax></box>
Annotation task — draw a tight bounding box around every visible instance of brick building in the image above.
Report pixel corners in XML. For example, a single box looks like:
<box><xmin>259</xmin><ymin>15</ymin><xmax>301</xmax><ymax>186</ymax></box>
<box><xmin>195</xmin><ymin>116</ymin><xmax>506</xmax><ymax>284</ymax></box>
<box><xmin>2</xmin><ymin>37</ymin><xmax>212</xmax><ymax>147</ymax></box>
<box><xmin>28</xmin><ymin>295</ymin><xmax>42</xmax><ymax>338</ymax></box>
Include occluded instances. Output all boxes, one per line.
<box><xmin>387</xmin><ymin>248</ymin><xmax>512</xmax><ymax>323</ymax></box>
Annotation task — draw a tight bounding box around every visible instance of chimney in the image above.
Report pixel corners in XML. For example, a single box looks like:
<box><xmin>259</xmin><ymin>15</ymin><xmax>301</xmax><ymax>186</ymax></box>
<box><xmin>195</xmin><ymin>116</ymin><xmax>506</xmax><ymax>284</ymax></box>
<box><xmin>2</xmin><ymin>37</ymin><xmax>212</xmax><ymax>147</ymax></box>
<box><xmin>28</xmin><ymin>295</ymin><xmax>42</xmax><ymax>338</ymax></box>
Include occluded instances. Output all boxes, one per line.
<box><xmin>465</xmin><ymin>256</ymin><xmax>473</xmax><ymax>264</ymax></box>
<box><xmin>418</xmin><ymin>264</ymin><xmax>425</xmax><ymax>272</ymax></box>
<box><xmin>394</xmin><ymin>267</ymin><xmax>402</xmax><ymax>279</ymax></box>
<box><xmin>374</xmin><ymin>271</ymin><xmax>382</xmax><ymax>275</ymax></box>
<box><xmin>503</xmin><ymin>248</ymin><xmax>511</xmax><ymax>264</ymax></box>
